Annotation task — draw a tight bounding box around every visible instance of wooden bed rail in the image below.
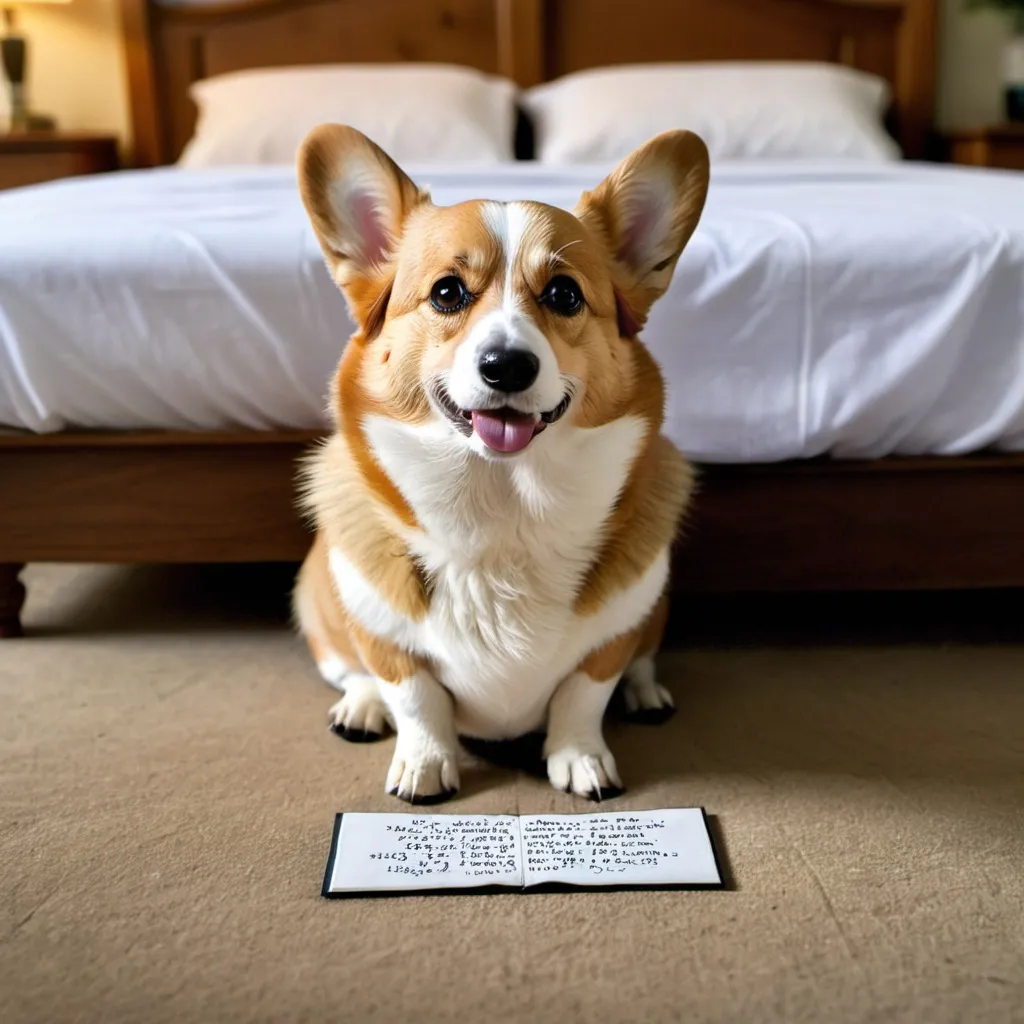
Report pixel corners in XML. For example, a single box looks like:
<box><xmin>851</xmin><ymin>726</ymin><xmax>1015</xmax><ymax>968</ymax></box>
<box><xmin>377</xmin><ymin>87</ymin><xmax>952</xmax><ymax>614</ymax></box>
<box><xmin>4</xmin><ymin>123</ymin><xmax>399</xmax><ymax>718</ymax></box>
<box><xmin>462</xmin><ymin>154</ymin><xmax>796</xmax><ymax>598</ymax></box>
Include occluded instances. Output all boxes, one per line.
<box><xmin>3</xmin><ymin>430</ymin><xmax>1024</xmax><ymax>635</ymax></box>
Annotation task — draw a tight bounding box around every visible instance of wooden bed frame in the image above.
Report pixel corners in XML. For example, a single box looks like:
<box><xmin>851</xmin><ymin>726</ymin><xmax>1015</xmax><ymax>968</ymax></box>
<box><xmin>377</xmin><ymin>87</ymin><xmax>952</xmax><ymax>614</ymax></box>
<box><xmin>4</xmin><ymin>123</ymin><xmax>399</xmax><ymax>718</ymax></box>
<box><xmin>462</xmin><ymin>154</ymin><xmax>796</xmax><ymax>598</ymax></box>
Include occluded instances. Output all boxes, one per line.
<box><xmin>7</xmin><ymin>0</ymin><xmax>1022</xmax><ymax>639</ymax></box>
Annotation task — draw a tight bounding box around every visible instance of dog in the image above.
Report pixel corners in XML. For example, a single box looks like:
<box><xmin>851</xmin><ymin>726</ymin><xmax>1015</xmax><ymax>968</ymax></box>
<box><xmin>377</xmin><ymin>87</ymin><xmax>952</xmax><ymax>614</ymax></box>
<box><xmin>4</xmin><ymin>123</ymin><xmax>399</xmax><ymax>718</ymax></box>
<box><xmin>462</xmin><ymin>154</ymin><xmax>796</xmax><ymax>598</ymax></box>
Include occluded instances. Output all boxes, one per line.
<box><xmin>293</xmin><ymin>124</ymin><xmax>709</xmax><ymax>803</ymax></box>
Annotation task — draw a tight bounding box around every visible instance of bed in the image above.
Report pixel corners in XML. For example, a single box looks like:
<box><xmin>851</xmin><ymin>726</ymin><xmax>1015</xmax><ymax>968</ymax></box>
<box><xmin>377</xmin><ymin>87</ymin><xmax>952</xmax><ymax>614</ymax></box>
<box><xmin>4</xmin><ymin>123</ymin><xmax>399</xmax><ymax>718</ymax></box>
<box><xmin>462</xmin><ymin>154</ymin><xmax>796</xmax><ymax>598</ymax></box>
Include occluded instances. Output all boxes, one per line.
<box><xmin>4</xmin><ymin>0</ymin><xmax>1024</xmax><ymax>637</ymax></box>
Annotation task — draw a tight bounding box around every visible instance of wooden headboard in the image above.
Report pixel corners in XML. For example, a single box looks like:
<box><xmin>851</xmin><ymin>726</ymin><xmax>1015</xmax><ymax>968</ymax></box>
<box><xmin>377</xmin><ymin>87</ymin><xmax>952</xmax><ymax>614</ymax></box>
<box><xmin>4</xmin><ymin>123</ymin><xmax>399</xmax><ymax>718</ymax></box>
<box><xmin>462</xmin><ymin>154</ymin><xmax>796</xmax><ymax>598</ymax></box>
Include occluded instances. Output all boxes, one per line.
<box><xmin>121</xmin><ymin>0</ymin><xmax>938</xmax><ymax>166</ymax></box>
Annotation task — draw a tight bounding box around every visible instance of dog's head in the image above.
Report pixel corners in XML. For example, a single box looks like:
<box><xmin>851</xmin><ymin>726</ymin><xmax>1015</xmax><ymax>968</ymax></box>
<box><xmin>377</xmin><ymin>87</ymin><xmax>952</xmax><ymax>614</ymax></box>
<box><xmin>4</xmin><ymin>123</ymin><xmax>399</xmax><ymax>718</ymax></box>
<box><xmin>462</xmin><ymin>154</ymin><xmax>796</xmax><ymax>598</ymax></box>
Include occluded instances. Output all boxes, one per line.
<box><xmin>299</xmin><ymin>125</ymin><xmax>708</xmax><ymax>459</ymax></box>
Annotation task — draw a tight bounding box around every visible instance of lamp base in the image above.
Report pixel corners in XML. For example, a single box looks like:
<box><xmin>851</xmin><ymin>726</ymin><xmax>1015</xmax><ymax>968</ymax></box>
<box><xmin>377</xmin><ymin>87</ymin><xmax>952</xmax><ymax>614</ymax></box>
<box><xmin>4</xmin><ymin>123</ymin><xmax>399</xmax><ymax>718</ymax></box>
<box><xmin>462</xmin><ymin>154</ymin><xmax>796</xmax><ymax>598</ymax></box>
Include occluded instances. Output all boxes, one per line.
<box><xmin>8</xmin><ymin>112</ymin><xmax>56</xmax><ymax>134</ymax></box>
<box><xmin>2</xmin><ymin>30</ymin><xmax>27</xmax><ymax>131</ymax></box>
<box><xmin>1</xmin><ymin>29</ymin><xmax>55</xmax><ymax>134</ymax></box>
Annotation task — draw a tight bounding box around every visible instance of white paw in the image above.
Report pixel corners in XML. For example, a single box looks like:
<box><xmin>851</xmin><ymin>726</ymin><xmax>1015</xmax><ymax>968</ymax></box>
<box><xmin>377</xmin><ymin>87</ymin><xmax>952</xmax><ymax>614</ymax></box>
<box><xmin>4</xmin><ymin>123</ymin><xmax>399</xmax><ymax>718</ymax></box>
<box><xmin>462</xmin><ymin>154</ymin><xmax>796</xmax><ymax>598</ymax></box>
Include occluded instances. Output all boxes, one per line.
<box><xmin>386</xmin><ymin>743</ymin><xmax>461</xmax><ymax>805</ymax></box>
<box><xmin>327</xmin><ymin>675</ymin><xmax>391</xmax><ymax>742</ymax></box>
<box><xmin>546</xmin><ymin>743</ymin><xmax>623</xmax><ymax>801</ymax></box>
<box><xmin>621</xmin><ymin>656</ymin><xmax>675</xmax><ymax>724</ymax></box>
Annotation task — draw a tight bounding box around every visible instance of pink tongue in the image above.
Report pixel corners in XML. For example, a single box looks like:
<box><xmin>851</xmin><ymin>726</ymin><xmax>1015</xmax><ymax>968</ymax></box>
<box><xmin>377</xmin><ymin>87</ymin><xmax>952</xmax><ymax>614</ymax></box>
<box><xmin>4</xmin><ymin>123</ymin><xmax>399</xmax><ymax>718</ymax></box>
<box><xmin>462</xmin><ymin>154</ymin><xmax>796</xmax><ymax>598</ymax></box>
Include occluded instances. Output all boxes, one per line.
<box><xmin>471</xmin><ymin>410</ymin><xmax>537</xmax><ymax>453</ymax></box>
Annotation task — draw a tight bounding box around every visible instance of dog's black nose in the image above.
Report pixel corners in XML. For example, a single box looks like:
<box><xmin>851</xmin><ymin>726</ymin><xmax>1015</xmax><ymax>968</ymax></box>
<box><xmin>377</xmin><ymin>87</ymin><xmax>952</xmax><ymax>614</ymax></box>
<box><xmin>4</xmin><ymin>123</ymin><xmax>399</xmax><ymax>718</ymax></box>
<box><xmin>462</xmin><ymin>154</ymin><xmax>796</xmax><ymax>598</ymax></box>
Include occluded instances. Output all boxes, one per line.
<box><xmin>478</xmin><ymin>348</ymin><xmax>540</xmax><ymax>393</ymax></box>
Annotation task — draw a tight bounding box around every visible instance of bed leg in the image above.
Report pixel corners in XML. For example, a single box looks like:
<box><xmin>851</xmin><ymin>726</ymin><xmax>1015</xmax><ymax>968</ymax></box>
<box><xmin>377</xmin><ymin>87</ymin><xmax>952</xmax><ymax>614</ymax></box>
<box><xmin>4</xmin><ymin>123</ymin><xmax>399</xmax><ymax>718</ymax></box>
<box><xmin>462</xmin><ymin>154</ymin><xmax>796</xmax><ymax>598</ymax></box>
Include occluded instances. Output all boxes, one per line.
<box><xmin>0</xmin><ymin>563</ymin><xmax>26</xmax><ymax>638</ymax></box>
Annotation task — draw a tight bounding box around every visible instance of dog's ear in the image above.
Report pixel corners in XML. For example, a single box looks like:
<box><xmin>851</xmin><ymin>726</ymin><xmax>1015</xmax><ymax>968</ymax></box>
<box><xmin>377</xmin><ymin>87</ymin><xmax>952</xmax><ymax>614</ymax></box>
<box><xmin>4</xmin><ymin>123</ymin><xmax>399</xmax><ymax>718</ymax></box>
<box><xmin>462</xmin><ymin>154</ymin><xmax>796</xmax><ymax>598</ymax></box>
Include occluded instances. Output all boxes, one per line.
<box><xmin>298</xmin><ymin>124</ymin><xmax>427</xmax><ymax>334</ymax></box>
<box><xmin>574</xmin><ymin>130</ymin><xmax>709</xmax><ymax>334</ymax></box>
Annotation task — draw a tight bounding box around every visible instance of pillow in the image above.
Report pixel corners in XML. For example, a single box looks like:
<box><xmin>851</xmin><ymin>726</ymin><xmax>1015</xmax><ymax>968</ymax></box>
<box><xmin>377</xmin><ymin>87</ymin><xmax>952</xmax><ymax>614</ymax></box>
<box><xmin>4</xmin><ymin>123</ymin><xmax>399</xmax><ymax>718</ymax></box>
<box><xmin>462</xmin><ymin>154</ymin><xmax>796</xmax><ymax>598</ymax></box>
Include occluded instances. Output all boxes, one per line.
<box><xmin>522</xmin><ymin>62</ymin><xmax>901</xmax><ymax>163</ymax></box>
<box><xmin>179</xmin><ymin>64</ymin><xmax>518</xmax><ymax>167</ymax></box>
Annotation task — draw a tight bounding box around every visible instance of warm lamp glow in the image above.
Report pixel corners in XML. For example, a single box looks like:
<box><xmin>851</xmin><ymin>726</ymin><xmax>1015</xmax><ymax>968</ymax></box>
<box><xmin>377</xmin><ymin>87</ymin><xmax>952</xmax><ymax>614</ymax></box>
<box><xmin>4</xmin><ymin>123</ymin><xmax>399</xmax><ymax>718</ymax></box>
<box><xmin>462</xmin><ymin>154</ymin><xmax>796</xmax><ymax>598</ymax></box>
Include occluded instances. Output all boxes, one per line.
<box><xmin>3</xmin><ymin>2</ymin><xmax>73</xmax><ymax>32</ymax></box>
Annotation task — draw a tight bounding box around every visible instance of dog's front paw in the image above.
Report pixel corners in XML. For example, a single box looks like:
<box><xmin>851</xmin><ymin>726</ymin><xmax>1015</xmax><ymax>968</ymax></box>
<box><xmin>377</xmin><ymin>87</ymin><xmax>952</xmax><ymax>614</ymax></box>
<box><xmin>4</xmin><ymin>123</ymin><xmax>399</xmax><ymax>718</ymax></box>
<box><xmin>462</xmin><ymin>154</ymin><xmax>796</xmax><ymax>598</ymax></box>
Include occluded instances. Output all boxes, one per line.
<box><xmin>328</xmin><ymin>675</ymin><xmax>390</xmax><ymax>743</ymax></box>
<box><xmin>621</xmin><ymin>656</ymin><xmax>675</xmax><ymax>725</ymax></box>
<box><xmin>386</xmin><ymin>744</ymin><xmax>460</xmax><ymax>805</ymax></box>
<box><xmin>546</xmin><ymin>744</ymin><xmax>624</xmax><ymax>801</ymax></box>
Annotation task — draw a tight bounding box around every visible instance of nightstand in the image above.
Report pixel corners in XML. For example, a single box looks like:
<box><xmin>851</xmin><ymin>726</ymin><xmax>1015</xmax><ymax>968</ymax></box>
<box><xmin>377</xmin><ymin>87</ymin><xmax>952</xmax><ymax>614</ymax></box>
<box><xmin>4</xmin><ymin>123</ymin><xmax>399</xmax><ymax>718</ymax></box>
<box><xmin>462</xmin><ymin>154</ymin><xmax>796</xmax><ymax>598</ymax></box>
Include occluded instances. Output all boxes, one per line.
<box><xmin>0</xmin><ymin>132</ymin><xmax>119</xmax><ymax>190</ymax></box>
<box><xmin>945</xmin><ymin>124</ymin><xmax>1024</xmax><ymax>171</ymax></box>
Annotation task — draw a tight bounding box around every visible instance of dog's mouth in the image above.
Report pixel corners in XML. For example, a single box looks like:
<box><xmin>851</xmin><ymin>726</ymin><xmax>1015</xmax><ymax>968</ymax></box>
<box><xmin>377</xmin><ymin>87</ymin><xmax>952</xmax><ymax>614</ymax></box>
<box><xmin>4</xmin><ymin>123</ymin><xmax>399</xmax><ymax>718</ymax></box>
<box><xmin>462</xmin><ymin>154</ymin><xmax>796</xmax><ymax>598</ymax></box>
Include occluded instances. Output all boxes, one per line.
<box><xmin>431</xmin><ymin>384</ymin><xmax>573</xmax><ymax>454</ymax></box>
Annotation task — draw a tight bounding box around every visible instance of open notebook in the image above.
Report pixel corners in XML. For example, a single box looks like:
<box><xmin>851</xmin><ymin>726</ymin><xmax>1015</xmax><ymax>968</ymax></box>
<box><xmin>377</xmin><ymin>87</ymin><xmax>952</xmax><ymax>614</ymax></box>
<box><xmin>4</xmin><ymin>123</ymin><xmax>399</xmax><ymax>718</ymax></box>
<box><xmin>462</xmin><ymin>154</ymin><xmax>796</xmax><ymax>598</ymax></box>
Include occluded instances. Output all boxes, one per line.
<box><xmin>322</xmin><ymin>808</ymin><xmax>723</xmax><ymax>897</ymax></box>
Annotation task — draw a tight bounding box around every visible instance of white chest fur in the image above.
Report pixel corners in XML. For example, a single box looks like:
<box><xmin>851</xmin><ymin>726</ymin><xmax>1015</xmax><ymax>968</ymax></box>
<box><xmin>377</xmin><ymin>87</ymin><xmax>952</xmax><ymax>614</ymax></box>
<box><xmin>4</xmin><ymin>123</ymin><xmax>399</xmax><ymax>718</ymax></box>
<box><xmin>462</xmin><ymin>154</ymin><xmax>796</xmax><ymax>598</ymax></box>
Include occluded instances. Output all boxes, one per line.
<box><xmin>330</xmin><ymin>415</ymin><xmax>668</xmax><ymax>739</ymax></box>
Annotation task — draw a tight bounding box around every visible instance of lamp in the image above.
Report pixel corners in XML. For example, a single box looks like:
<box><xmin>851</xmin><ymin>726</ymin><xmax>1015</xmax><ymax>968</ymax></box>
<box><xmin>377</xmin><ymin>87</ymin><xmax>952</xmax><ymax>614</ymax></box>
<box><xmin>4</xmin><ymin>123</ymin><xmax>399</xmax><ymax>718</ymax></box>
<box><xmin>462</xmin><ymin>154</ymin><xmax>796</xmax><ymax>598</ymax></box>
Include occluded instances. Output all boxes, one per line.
<box><xmin>2</xmin><ymin>0</ymin><xmax>71</xmax><ymax>133</ymax></box>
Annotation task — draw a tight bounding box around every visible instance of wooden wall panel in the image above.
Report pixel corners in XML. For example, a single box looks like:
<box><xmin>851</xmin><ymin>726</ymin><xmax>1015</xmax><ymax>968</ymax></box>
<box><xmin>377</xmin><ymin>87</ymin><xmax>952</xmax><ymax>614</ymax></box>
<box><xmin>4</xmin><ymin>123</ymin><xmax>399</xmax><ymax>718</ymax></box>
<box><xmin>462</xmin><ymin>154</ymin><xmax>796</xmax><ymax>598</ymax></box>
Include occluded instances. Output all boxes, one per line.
<box><xmin>541</xmin><ymin>0</ymin><xmax>892</xmax><ymax>76</ymax></box>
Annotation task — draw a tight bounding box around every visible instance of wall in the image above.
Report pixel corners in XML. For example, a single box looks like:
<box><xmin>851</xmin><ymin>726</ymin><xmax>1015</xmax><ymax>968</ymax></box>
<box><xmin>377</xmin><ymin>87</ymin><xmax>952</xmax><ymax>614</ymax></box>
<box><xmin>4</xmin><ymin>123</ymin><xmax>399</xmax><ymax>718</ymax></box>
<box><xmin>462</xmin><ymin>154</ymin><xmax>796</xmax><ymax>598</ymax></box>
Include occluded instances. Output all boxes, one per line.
<box><xmin>0</xmin><ymin>0</ymin><xmax>1017</xmax><ymax>155</ymax></box>
<box><xmin>0</xmin><ymin>0</ymin><xmax>130</xmax><ymax>145</ymax></box>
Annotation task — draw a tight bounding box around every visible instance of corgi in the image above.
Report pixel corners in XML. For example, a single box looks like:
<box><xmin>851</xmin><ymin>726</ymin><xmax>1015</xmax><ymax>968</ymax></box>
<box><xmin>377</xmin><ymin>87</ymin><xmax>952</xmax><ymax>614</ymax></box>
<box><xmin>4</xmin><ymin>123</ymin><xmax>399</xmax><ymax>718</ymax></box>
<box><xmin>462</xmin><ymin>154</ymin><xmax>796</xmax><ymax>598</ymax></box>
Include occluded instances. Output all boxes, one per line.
<box><xmin>293</xmin><ymin>124</ymin><xmax>709</xmax><ymax>803</ymax></box>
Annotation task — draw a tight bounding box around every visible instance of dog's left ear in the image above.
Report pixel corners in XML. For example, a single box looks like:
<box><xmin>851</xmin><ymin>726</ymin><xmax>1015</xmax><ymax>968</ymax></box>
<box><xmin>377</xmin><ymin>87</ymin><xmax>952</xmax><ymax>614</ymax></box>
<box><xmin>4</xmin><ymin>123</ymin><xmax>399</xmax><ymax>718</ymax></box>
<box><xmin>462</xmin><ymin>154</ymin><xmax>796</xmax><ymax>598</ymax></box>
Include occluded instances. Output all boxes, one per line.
<box><xmin>574</xmin><ymin>130</ymin><xmax>709</xmax><ymax>334</ymax></box>
<box><xmin>298</xmin><ymin>124</ymin><xmax>428</xmax><ymax>334</ymax></box>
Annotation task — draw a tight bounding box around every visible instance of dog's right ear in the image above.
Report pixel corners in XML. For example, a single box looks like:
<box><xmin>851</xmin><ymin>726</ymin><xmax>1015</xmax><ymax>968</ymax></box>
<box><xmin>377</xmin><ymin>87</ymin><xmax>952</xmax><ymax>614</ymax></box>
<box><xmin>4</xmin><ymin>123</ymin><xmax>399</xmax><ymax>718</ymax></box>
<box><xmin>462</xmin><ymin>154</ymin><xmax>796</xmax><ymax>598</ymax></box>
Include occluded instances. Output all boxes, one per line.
<box><xmin>298</xmin><ymin>124</ymin><xmax>427</xmax><ymax>333</ymax></box>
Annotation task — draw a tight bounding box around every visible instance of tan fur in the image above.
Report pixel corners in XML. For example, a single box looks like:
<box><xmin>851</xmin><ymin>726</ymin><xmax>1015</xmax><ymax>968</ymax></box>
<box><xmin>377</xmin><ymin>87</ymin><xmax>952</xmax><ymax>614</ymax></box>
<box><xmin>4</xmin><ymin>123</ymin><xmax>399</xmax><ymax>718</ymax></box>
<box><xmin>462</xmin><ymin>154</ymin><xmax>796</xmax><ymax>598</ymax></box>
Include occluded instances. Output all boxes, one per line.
<box><xmin>305</xmin><ymin>632</ymin><xmax>332</xmax><ymax>667</ymax></box>
<box><xmin>297</xmin><ymin>533</ymin><xmax>428</xmax><ymax>685</ymax></box>
<box><xmin>333</xmin><ymin>345</ymin><xmax>425</xmax><ymax>528</ymax></box>
<box><xmin>298</xmin><ymin>124</ymin><xmax>425</xmax><ymax>299</ymax></box>
<box><xmin>296</xmin><ymin>124</ymin><xmax>709</xmax><ymax>637</ymax></box>
<box><xmin>575</xmin><ymin>130</ymin><xmax>710</xmax><ymax>331</ymax></box>
<box><xmin>294</xmin><ymin>125</ymin><xmax>709</xmax><ymax>772</ymax></box>
<box><xmin>575</xmin><ymin>434</ymin><xmax>694</xmax><ymax>616</ymax></box>
<box><xmin>298</xmin><ymin>437</ymin><xmax>430</xmax><ymax>622</ymax></box>
<box><xmin>577</xmin><ymin>627</ymin><xmax>643</xmax><ymax>681</ymax></box>
<box><xmin>347</xmin><ymin>619</ymin><xmax>425</xmax><ymax>685</ymax></box>
<box><xmin>575</xmin><ymin>589</ymin><xmax>670</xmax><ymax>681</ymax></box>
<box><xmin>296</xmin><ymin>532</ymin><xmax>365</xmax><ymax>672</ymax></box>
<box><xmin>567</xmin><ymin>133</ymin><xmax>708</xmax><ymax>616</ymax></box>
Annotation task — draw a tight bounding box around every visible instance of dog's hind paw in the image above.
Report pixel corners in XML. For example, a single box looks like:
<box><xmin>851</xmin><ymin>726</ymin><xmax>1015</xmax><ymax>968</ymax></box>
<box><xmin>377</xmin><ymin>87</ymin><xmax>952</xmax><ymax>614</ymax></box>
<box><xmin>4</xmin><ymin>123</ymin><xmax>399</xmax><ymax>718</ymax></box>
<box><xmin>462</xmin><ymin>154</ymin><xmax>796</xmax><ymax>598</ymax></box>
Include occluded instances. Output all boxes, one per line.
<box><xmin>620</xmin><ymin>655</ymin><xmax>675</xmax><ymax>725</ymax></box>
<box><xmin>546</xmin><ymin>745</ymin><xmax>624</xmax><ymax>801</ymax></box>
<box><xmin>328</xmin><ymin>675</ymin><xmax>391</xmax><ymax>742</ymax></box>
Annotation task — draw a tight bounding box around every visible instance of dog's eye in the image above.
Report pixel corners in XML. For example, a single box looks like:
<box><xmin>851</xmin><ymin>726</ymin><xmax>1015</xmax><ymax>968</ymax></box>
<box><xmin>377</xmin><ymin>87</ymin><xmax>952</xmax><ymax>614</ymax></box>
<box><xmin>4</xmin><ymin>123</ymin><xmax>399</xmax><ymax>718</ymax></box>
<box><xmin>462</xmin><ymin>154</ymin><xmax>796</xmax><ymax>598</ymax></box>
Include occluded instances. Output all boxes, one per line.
<box><xmin>430</xmin><ymin>276</ymin><xmax>470</xmax><ymax>314</ymax></box>
<box><xmin>540</xmin><ymin>275</ymin><xmax>584</xmax><ymax>317</ymax></box>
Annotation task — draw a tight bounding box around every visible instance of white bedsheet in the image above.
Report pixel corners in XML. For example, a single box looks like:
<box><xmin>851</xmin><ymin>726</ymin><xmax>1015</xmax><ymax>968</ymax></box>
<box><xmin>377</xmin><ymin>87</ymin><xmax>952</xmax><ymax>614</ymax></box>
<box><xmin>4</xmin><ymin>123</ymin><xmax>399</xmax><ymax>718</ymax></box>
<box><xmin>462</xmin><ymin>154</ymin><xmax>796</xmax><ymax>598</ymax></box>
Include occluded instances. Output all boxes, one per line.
<box><xmin>1</xmin><ymin>161</ymin><xmax>1023</xmax><ymax>462</ymax></box>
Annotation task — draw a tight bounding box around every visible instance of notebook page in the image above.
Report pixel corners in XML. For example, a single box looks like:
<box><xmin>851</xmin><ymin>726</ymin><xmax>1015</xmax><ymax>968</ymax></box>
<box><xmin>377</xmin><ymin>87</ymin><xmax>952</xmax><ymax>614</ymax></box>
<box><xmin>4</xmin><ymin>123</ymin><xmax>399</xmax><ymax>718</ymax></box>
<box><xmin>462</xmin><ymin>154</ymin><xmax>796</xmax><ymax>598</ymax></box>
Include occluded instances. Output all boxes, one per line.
<box><xmin>520</xmin><ymin>808</ymin><xmax>720</xmax><ymax>888</ymax></box>
<box><xmin>326</xmin><ymin>813</ymin><xmax>523</xmax><ymax>894</ymax></box>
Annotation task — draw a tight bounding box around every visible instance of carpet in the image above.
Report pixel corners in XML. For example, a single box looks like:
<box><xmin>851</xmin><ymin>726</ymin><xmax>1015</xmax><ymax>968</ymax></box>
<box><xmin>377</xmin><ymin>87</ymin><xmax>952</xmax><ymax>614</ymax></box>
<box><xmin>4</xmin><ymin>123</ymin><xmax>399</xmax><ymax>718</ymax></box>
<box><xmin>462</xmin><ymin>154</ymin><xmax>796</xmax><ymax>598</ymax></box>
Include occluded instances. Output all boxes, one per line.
<box><xmin>1</xmin><ymin>564</ymin><xmax>1022</xmax><ymax>1023</ymax></box>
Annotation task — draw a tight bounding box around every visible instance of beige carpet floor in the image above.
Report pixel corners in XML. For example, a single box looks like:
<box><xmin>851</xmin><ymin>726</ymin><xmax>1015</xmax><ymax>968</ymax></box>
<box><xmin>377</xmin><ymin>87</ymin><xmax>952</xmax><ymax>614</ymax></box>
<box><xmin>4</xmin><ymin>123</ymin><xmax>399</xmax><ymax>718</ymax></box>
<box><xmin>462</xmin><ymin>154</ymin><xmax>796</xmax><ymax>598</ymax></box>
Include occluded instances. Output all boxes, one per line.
<box><xmin>1</xmin><ymin>564</ymin><xmax>1022</xmax><ymax>1024</ymax></box>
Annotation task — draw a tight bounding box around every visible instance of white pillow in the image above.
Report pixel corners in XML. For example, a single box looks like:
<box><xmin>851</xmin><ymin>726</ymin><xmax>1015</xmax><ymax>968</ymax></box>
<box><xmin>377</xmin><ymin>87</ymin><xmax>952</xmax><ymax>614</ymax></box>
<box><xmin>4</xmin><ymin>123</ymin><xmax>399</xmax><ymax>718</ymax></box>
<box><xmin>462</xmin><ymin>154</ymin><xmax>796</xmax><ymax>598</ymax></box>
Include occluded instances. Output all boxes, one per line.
<box><xmin>179</xmin><ymin>64</ymin><xmax>518</xmax><ymax>167</ymax></box>
<box><xmin>522</xmin><ymin>62</ymin><xmax>901</xmax><ymax>163</ymax></box>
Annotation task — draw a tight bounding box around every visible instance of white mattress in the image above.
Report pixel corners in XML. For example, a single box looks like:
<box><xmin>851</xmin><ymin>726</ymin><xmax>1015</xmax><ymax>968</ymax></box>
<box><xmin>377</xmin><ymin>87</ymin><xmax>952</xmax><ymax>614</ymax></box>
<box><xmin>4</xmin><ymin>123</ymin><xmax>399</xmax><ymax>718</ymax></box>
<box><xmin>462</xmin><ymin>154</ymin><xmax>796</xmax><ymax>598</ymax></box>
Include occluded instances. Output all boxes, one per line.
<box><xmin>1</xmin><ymin>161</ymin><xmax>1023</xmax><ymax>462</ymax></box>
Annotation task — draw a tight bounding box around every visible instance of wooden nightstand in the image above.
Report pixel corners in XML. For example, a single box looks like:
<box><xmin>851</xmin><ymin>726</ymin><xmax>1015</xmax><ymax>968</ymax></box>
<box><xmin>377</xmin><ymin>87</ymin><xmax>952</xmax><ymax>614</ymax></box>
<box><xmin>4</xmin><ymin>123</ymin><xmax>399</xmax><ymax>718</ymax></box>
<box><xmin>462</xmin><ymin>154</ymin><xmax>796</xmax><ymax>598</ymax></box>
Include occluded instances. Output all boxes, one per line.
<box><xmin>0</xmin><ymin>132</ymin><xmax>120</xmax><ymax>190</ymax></box>
<box><xmin>946</xmin><ymin>125</ymin><xmax>1024</xmax><ymax>171</ymax></box>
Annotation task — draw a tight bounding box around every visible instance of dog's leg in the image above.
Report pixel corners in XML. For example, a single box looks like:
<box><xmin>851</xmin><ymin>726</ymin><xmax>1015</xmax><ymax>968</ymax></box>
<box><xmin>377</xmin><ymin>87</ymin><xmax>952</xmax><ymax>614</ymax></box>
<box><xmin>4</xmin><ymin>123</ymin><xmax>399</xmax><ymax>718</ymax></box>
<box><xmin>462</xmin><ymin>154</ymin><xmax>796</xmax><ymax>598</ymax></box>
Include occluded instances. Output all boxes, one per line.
<box><xmin>312</xmin><ymin>634</ymin><xmax>393</xmax><ymax>742</ymax></box>
<box><xmin>346</xmin><ymin>621</ymin><xmax>460</xmax><ymax>804</ymax></box>
<box><xmin>327</xmin><ymin>675</ymin><xmax>392</xmax><ymax>743</ymax></box>
<box><xmin>545</xmin><ymin>670</ymin><xmax>624</xmax><ymax>800</ymax></box>
<box><xmin>544</xmin><ymin>628</ymin><xmax>641</xmax><ymax>800</ymax></box>
<box><xmin>294</xmin><ymin>538</ymin><xmax>393</xmax><ymax>741</ymax></box>
<box><xmin>621</xmin><ymin>655</ymin><xmax>675</xmax><ymax>724</ymax></box>
<box><xmin>620</xmin><ymin>591</ymin><xmax>675</xmax><ymax>725</ymax></box>
<box><xmin>307</xmin><ymin>635</ymin><xmax>353</xmax><ymax>691</ymax></box>
<box><xmin>295</xmin><ymin>540</ymin><xmax>355</xmax><ymax>691</ymax></box>
<box><xmin>377</xmin><ymin>669</ymin><xmax>461</xmax><ymax>804</ymax></box>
